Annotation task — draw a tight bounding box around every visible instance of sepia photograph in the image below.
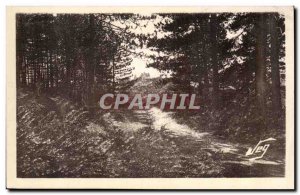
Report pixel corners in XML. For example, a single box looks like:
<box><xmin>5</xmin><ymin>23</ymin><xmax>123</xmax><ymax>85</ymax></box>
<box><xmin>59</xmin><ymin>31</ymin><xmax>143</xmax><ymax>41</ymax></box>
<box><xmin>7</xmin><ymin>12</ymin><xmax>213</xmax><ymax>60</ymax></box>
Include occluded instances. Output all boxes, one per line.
<box><xmin>6</xmin><ymin>6</ymin><xmax>294</xmax><ymax>189</ymax></box>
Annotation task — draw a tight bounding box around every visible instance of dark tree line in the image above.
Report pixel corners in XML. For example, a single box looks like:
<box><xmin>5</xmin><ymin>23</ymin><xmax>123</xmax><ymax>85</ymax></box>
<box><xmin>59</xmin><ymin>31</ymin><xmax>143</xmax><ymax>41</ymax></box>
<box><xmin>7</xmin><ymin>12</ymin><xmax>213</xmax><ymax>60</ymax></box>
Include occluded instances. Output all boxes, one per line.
<box><xmin>147</xmin><ymin>13</ymin><xmax>285</xmax><ymax>135</ymax></box>
<box><xmin>16</xmin><ymin>14</ymin><xmax>138</xmax><ymax>108</ymax></box>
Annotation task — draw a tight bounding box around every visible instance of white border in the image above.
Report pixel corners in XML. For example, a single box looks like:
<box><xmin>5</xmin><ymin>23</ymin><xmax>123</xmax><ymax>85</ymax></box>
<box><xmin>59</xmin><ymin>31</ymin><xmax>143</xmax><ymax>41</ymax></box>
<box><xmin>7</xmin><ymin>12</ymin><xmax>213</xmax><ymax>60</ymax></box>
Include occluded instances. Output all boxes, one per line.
<box><xmin>6</xmin><ymin>6</ymin><xmax>294</xmax><ymax>190</ymax></box>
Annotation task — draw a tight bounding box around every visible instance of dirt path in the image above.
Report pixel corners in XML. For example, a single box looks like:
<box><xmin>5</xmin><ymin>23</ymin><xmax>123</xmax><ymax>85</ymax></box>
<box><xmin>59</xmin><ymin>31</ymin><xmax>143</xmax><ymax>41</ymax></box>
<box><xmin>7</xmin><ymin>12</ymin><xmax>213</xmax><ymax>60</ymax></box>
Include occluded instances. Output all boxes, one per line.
<box><xmin>103</xmin><ymin>107</ymin><xmax>284</xmax><ymax>177</ymax></box>
<box><xmin>17</xmin><ymin>90</ymin><xmax>284</xmax><ymax>178</ymax></box>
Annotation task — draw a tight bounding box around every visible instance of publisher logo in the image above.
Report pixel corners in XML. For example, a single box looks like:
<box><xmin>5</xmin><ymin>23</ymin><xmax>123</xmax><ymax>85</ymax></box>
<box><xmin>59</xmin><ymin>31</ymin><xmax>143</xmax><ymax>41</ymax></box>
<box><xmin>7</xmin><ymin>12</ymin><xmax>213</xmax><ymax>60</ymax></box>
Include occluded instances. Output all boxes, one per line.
<box><xmin>245</xmin><ymin>138</ymin><xmax>276</xmax><ymax>161</ymax></box>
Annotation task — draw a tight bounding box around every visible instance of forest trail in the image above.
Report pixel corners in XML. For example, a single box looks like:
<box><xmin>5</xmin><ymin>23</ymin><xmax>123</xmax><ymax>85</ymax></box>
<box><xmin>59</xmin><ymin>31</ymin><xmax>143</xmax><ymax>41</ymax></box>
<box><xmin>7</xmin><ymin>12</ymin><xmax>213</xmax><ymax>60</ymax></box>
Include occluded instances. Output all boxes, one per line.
<box><xmin>16</xmin><ymin>12</ymin><xmax>288</xmax><ymax>179</ymax></box>
<box><xmin>95</xmin><ymin>76</ymin><xmax>285</xmax><ymax>177</ymax></box>
<box><xmin>17</xmin><ymin>88</ymin><xmax>285</xmax><ymax>177</ymax></box>
<box><xmin>102</xmin><ymin>106</ymin><xmax>285</xmax><ymax>177</ymax></box>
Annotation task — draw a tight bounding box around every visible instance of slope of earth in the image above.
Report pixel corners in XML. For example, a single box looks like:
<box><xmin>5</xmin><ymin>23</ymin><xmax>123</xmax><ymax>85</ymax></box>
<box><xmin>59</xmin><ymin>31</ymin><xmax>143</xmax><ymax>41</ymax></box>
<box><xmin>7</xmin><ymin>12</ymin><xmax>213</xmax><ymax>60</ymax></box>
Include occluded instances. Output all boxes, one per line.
<box><xmin>17</xmin><ymin>89</ymin><xmax>124</xmax><ymax>177</ymax></box>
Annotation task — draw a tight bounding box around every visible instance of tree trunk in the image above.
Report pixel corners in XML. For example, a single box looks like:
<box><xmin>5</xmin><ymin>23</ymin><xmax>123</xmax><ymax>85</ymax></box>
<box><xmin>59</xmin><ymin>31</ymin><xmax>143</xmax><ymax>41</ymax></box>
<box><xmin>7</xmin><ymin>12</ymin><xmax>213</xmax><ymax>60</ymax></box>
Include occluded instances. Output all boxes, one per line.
<box><xmin>49</xmin><ymin>51</ymin><xmax>54</xmax><ymax>88</ymax></box>
<box><xmin>210</xmin><ymin>14</ymin><xmax>219</xmax><ymax>110</ymax></box>
<box><xmin>269</xmin><ymin>14</ymin><xmax>282</xmax><ymax>116</ymax></box>
<box><xmin>85</xmin><ymin>14</ymin><xmax>96</xmax><ymax>109</ymax></box>
<box><xmin>255</xmin><ymin>14</ymin><xmax>268</xmax><ymax>118</ymax></box>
